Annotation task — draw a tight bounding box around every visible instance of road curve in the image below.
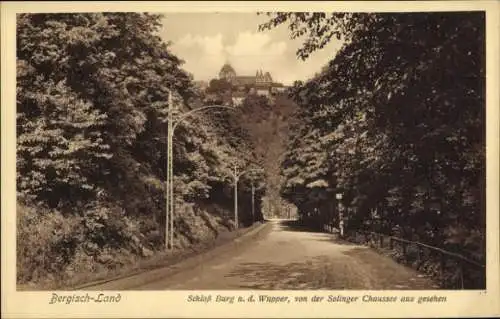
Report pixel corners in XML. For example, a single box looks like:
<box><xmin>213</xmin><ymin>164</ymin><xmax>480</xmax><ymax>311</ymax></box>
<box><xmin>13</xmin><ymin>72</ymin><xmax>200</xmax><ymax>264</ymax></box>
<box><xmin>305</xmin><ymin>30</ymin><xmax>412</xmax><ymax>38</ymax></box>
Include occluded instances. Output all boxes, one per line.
<box><xmin>86</xmin><ymin>219</ymin><xmax>438</xmax><ymax>290</ymax></box>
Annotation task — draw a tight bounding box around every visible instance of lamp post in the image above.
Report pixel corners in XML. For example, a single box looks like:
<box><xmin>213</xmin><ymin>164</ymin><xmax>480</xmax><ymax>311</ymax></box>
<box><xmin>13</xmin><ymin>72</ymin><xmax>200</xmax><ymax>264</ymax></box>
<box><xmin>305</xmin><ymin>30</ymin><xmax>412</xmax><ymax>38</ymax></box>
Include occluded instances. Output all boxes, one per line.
<box><xmin>228</xmin><ymin>165</ymin><xmax>262</xmax><ymax>229</ymax></box>
<box><xmin>336</xmin><ymin>192</ymin><xmax>344</xmax><ymax>237</ymax></box>
<box><xmin>165</xmin><ymin>90</ymin><xmax>234</xmax><ymax>250</ymax></box>
<box><xmin>229</xmin><ymin>164</ymin><xmax>246</xmax><ymax>229</ymax></box>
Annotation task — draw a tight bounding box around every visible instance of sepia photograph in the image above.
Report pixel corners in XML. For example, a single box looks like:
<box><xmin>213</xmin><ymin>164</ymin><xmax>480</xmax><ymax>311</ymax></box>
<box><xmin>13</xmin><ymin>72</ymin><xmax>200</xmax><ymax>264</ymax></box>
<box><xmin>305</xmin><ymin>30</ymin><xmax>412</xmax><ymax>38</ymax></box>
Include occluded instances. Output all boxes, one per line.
<box><xmin>2</xmin><ymin>1</ymin><xmax>499</xmax><ymax>318</ymax></box>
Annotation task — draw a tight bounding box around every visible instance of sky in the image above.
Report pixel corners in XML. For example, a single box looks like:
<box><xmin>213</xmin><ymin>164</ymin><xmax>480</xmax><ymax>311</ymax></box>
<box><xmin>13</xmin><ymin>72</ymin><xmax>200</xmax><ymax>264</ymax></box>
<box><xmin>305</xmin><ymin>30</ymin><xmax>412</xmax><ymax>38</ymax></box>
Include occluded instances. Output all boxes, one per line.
<box><xmin>159</xmin><ymin>13</ymin><xmax>344</xmax><ymax>86</ymax></box>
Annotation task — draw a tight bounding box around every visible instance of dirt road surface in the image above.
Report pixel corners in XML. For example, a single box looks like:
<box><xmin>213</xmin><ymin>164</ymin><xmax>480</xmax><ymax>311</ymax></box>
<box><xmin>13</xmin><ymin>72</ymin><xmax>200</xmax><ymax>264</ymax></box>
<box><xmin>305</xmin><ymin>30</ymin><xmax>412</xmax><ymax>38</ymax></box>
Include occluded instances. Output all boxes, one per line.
<box><xmin>84</xmin><ymin>219</ymin><xmax>438</xmax><ymax>290</ymax></box>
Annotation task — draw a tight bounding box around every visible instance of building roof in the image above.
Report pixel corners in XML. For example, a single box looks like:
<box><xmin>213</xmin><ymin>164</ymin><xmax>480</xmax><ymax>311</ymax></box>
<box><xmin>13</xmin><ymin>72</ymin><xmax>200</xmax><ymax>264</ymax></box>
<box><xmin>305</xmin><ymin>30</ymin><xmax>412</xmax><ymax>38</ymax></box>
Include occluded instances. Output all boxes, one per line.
<box><xmin>216</xmin><ymin>64</ymin><xmax>284</xmax><ymax>90</ymax></box>
<box><xmin>220</xmin><ymin>63</ymin><xmax>236</xmax><ymax>74</ymax></box>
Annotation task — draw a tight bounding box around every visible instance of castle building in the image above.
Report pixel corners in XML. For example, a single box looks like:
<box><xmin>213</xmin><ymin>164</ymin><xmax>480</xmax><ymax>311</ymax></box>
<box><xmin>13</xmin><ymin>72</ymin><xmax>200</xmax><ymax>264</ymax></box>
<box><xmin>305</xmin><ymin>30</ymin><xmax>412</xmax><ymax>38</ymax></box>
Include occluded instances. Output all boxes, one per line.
<box><xmin>218</xmin><ymin>63</ymin><xmax>285</xmax><ymax>97</ymax></box>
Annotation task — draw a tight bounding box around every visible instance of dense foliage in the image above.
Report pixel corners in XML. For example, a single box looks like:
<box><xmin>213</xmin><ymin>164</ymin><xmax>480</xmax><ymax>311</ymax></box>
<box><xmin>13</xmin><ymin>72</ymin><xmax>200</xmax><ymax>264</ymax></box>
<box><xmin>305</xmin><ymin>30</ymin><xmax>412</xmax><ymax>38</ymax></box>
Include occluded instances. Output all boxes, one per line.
<box><xmin>230</xmin><ymin>94</ymin><xmax>299</xmax><ymax>217</ymax></box>
<box><xmin>263</xmin><ymin>12</ymin><xmax>485</xmax><ymax>285</ymax></box>
<box><xmin>199</xmin><ymin>75</ymin><xmax>300</xmax><ymax>218</ymax></box>
<box><xmin>17</xmin><ymin>13</ymin><xmax>264</xmax><ymax>286</ymax></box>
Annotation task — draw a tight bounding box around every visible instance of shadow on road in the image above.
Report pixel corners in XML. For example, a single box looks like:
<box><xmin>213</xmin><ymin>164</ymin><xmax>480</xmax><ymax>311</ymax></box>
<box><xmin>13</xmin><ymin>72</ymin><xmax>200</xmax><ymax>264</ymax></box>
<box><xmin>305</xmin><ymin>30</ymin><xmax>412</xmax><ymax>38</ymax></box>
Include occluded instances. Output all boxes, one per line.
<box><xmin>224</xmin><ymin>250</ymin><xmax>437</xmax><ymax>290</ymax></box>
<box><xmin>315</xmin><ymin>237</ymin><xmax>362</xmax><ymax>246</ymax></box>
<box><xmin>276</xmin><ymin>220</ymin><xmax>365</xmax><ymax>246</ymax></box>
<box><xmin>224</xmin><ymin>256</ymin><xmax>364</xmax><ymax>290</ymax></box>
<box><xmin>278</xmin><ymin>219</ymin><xmax>324</xmax><ymax>233</ymax></box>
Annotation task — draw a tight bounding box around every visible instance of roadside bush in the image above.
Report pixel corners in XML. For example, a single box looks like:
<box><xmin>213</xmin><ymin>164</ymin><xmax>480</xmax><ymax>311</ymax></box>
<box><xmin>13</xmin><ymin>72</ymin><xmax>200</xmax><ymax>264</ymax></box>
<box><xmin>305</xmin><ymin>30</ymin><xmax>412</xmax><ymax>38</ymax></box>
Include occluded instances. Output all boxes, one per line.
<box><xmin>17</xmin><ymin>202</ymin><xmax>147</xmax><ymax>285</ymax></box>
<box><xmin>17</xmin><ymin>204</ymin><xmax>81</xmax><ymax>283</ymax></box>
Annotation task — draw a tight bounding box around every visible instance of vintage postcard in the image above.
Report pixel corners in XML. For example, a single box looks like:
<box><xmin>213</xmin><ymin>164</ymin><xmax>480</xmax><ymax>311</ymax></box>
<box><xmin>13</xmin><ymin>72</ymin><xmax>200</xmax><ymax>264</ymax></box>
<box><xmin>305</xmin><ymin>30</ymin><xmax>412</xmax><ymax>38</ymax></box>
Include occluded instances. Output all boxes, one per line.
<box><xmin>1</xmin><ymin>1</ymin><xmax>499</xmax><ymax>318</ymax></box>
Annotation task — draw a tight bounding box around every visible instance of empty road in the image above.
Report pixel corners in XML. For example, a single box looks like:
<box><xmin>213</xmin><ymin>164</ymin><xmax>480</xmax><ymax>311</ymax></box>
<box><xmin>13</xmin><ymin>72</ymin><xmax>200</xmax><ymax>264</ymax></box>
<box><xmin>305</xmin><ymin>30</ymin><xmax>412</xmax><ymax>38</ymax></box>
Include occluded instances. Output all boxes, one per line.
<box><xmin>84</xmin><ymin>219</ymin><xmax>438</xmax><ymax>290</ymax></box>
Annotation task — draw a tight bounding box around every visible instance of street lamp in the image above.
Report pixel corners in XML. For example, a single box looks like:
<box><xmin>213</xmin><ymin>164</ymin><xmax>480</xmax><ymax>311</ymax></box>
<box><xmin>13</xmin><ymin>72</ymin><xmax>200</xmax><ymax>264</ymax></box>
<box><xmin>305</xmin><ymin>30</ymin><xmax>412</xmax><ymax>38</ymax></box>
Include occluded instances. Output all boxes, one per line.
<box><xmin>165</xmin><ymin>90</ymin><xmax>235</xmax><ymax>250</ymax></box>
<box><xmin>228</xmin><ymin>165</ymin><xmax>263</xmax><ymax>229</ymax></box>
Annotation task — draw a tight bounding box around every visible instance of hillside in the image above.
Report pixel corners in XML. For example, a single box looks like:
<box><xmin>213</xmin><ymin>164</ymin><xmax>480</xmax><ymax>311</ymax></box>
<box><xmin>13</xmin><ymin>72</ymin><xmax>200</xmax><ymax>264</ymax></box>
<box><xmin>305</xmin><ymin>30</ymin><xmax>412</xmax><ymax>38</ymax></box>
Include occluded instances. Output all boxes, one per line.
<box><xmin>16</xmin><ymin>12</ymin><xmax>265</xmax><ymax>288</ymax></box>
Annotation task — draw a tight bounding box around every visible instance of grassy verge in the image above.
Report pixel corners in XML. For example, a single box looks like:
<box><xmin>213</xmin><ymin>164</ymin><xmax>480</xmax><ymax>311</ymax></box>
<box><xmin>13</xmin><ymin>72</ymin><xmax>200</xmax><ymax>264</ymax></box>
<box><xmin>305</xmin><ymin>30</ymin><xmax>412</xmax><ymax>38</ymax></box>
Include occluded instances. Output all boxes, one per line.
<box><xmin>18</xmin><ymin>221</ymin><xmax>266</xmax><ymax>291</ymax></box>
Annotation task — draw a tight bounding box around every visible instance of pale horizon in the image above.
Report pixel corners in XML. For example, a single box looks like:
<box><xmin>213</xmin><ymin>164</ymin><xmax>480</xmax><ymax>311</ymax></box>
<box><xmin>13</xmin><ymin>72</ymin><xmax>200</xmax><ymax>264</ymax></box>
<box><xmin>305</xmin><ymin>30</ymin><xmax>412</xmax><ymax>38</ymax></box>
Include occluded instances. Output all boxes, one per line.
<box><xmin>159</xmin><ymin>13</ymin><xmax>344</xmax><ymax>86</ymax></box>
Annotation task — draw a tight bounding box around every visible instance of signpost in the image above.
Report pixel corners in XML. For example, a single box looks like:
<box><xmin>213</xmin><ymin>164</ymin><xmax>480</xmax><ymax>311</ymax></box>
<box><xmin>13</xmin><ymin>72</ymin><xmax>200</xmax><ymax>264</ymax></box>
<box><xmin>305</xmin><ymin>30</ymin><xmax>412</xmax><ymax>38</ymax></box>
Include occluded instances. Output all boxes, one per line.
<box><xmin>251</xmin><ymin>181</ymin><xmax>255</xmax><ymax>223</ymax></box>
<box><xmin>336</xmin><ymin>192</ymin><xmax>344</xmax><ymax>237</ymax></box>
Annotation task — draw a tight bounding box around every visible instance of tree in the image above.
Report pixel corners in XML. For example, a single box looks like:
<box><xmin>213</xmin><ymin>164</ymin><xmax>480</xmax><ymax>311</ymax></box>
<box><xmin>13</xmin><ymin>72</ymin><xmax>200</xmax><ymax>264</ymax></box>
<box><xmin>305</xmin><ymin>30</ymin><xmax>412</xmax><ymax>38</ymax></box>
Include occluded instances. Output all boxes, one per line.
<box><xmin>16</xmin><ymin>12</ymin><xmax>267</xmax><ymax>286</ymax></box>
<box><xmin>207</xmin><ymin>78</ymin><xmax>232</xmax><ymax>94</ymax></box>
<box><xmin>267</xmin><ymin>12</ymin><xmax>486</xmax><ymax>268</ymax></box>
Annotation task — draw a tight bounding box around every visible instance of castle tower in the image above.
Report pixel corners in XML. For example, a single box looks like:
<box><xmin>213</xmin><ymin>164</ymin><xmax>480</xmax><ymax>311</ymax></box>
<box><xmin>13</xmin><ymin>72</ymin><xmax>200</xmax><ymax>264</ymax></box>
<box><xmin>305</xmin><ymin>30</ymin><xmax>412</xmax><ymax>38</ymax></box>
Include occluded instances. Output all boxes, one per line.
<box><xmin>256</xmin><ymin>70</ymin><xmax>264</xmax><ymax>84</ymax></box>
<box><xmin>219</xmin><ymin>63</ymin><xmax>236</xmax><ymax>83</ymax></box>
<box><xmin>264</xmin><ymin>71</ymin><xmax>272</xmax><ymax>83</ymax></box>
